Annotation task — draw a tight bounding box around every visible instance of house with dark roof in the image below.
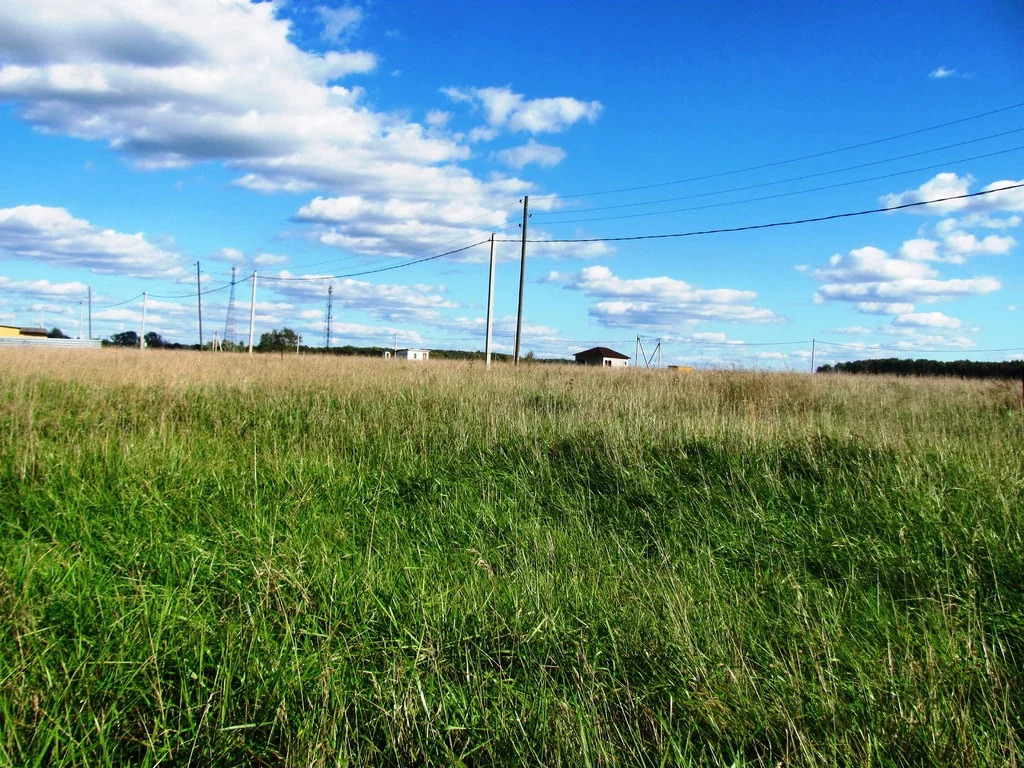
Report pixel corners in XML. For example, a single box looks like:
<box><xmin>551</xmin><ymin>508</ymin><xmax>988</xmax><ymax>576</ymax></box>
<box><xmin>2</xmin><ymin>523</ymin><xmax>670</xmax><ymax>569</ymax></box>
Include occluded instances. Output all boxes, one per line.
<box><xmin>573</xmin><ymin>346</ymin><xmax>630</xmax><ymax>368</ymax></box>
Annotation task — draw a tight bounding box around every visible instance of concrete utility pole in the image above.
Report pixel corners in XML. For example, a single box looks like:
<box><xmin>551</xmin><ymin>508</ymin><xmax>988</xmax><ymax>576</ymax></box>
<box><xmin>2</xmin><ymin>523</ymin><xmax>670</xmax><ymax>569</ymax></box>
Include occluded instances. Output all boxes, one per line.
<box><xmin>247</xmin><ymin>271</ymin><xmax>258</xmax><ymax>354</ymax></box>
<box><xmin>485</xmin><ymin>233</ymin><xmax>496</xmax><ymax>369</ymax></box>
<box><xmin>139</xmin><ymin>291</ymin><xmax>147</xmax><ymax>349</ymax></box>
<box><xmin>87</xmin><ymin>286</ymin><xmax>92</xmax><ymax>340</ymax></box>
<box><xmin>810</xmin><ymin>338</ymin><xmax>816</xmax><ymax>373</ymax></box>
<box><xmin>513</xmin><ymin>195</ymin><xmax>529</xmax><ymax>365</ymax></box>
<box><xmin>196</xmin><ymin>261</ymin><xmax>203</xmax><ymax>349</ymax></box>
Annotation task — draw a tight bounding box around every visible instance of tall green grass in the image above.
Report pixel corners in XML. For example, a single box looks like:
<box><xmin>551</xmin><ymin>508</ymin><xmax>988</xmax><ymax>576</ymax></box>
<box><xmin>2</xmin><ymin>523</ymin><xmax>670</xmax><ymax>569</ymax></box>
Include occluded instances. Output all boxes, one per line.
<box><xmin>1</xmin><ymin>349</ymin><xmax>1022</xmax><ymax>766</ymax></box>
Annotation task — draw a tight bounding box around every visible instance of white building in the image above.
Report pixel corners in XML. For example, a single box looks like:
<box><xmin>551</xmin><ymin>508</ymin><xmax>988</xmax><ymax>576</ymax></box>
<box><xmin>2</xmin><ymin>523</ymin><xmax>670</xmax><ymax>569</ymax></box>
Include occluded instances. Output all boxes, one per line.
<box><xmin>573</xmin><ymin>346</ymin><xmax>630</xmax><ymax>367</ymax></box>
<box><xmin>383</xmin><ymin>348</ymin><xmax>430</xmax><ymax>361</ymax></box>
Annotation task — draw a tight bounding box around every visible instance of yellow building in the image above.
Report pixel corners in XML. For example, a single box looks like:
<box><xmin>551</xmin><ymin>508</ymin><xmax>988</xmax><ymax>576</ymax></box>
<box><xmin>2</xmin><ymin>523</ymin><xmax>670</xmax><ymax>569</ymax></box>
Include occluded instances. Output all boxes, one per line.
<box><xmin>0</xmin><ymin>325</ymin><xmax>49</xmax><ymax>338</ymax></box>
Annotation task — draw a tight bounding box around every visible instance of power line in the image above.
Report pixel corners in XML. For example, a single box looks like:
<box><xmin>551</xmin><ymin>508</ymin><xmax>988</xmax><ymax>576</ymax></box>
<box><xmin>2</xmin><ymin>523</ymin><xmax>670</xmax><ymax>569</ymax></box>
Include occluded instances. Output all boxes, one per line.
<box><xmin>259</xmin><ymin>240</ymin><xmax>490</xmax><ymax>282</ymax></box>
<box><xmin>285</xmin><ymin>201</ymin><xmax>521</xmax><ymax>273</ymax></box>
<box><xmin>91</xmin><ymin>292</ymin><xmax>144</xmax><ymax>309</ymax></box>
<box><xmin>534</xmin><ymin>101</ymin><xmax>1024</xmax><ymax>200</ymax></box>
<box><xmin>533</xmin><ymin>130</ymin><xmax>1024</xmax><ymax>220</ymax></box>
<box><xmin>495</xmin><ymin>182</ymin><xmax>1024</xmax><ymax>244</ymax></box>
<box><xmin>531</xmin><ymin>145</ymin><xmax>1024</xmax><ymax>226</ymax></box>
<box><xmin>149</xmin><ymin>279</ymin><xmax>241</xmax><ymax>300</ymax></box>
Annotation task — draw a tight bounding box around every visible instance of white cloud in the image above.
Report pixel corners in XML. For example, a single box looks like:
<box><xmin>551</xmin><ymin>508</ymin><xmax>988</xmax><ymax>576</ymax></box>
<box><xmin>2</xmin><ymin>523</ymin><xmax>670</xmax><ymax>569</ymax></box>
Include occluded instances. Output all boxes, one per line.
<box><xmin>941</xmin><ymin>230</ymin><xmax>1015</xmax><ymax>258</ymax></box>
<box><xmin>881</xmin><ymin>172</ymin><xmax>972</xmax><ymax>213</ymax></box>
<box><xmin>881</xmin><ymin>173</ymin><xmax>1024</xmax><ymax>215</ymax></box>
<box><xmin>326</xmin><ymin>322</ymin><xmax>423</xmax><ymax>345</ymax></box>
<box><xmin>835</xmin><ymin>326</ymin><xmax>872</xmax><ymax>335</ymax></box>
<box><xmin>855</xmin><ymin>302</ymin><xmax>916</xmax><ymax>315</ymax></box>
<box><xmin>892</xmin><ymin>312</ymin><xmax>962</xmax><ymax>329</ymax></box>
<box><xmin>425</xmin><ymin>109</ymin><xmax>451</xmax><ymax>128</ymax></box>
<box><xmin>0</xmin><ymin>6</ymin><xmax>614</xmax><ymax>265</ymax></box>
<box><xmin>554</xmin><ymin>265</ymin><xmax>780</xmax><ymax>328</ymax></box>
<box><xmin>212</xmin><ymin>247</ymin><xmax>245</xmax><ymax>264</ymax></box>
<box><xmin>266</xmin><ymin>273</ymin><xmax>458</xmax><ymax>323</ymax></box>
<box><xmin>318</xmin><ymin>5</ymin><xmax>364</xmax><ymax>42</ymax></box>
<box><xmin>254</xmin><ymin>252</ymin><xmax>289</xmax><ymax>266</ymax></box>
<box><xmin>496</xmin><ymin>139</ymin><xmax>566</xmax><ymax>169</ymax></box>
<box><xmin>899</xmin><ymin>228</ymin><xmax>1015</xmax><ymax>264</ymax></box>
<box><xmin>811</xmin><ymin>245</ymin><xmax>1000</xmax><ymax>310</ymax></box>
<box><xmin>0</xmin><ymin>205</ymin><xmax>185</xmax><ymax>278</ymax></box>
<box><xmin>929</xmin><ymin>66</ymin><xmax>957</xmax><ymax>79</ymax></box>
<box><xmin>0</xmin><ymin>275</ymin><xmax>90</xmax><ymax>296</ymax></box>
<box><xmin>883</xmin><ymin>326</ymin><xmax>975</xmax><ymax>349</ymax></box>
<box><xmin>444</xmin><ymin>85</ymin><xmax>602</xmax><ymax>135</ymax></box>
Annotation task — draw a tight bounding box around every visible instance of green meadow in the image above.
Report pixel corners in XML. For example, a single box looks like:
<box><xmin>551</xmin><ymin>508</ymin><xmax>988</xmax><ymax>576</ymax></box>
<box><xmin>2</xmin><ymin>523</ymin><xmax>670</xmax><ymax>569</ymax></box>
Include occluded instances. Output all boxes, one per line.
<box><xmin>1</xmin><ymin>349</ymin><xmax>1021</xmax><ymax>766</ymax></box>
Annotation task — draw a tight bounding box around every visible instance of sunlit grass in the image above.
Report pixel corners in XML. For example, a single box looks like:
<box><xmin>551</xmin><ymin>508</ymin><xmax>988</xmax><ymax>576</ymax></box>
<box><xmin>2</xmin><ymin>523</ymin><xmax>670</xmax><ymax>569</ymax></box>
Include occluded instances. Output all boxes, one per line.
<box><xmin>1</xmin><ymin>348</ymin><xmax>1022</xmax><ymax>766</ymax></box>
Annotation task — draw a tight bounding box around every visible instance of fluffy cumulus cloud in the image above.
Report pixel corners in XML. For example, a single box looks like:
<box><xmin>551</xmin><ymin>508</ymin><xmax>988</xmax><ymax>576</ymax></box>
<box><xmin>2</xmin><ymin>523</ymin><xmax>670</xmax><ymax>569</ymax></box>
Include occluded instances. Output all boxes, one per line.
<box><xmin>0</xmin><ymin>205</ymin><xmax>185</xmax><ymax>278</ymax></box>
<box><xmin>496</xmin><ymin>139</ymin><xmax>567</xmax><ymax>169</ymax></box>
<box><xmin>0</xmin><ymin>1</ymin><xmax>608</xmax><ymax>264</ymax></box>
<box><xmin>546</xmin><ymin>265</ymin><xmax>780</xmax><ymax>328</ymax></box>
<box><xmin>443</xmin><ymin>86</ymin><xmax>602</xmax><ymax>135</ymax></box>
<box><xmin>881</xmin><ymin>173</ymin><xmax>1024</xmax><ymax>215</ymax></box>
<box><xmin>929</xmin><ymin>66</ymin><xmax>958</xmax><ymax>79</ymax></box>
<box><xmin>811</xmin><ymin>245</ymin><xmax>1000</xmax><ymax>310</ymax></box>
<box><xmin>0</xmin><ymin>275</ymin><xmax>90</xmax><ymax>298</ymax></box>
<box><xmin>892</xmin><ymin>311</ymin><xmax>962</xmax><ymax>329</ymax></box>
<box><xmin>265</xmin><ymin>273</ymin><xmax>458</xmax><ymax>324</ymax></box>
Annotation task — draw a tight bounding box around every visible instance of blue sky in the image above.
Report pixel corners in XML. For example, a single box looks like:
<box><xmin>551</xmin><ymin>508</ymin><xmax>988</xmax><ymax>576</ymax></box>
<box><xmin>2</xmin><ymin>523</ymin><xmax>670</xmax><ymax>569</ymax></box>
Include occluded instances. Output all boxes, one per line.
<box><xmin>1</xmin><ymin>0</ymin><xmax>1022</xmax><ymax>367</ymax></box>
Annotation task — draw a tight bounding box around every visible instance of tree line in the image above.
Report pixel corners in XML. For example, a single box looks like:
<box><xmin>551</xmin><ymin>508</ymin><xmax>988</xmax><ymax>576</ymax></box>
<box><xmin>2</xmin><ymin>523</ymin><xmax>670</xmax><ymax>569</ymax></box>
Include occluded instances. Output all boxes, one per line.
<box><xmin>817</xmin><ymin>358</ymin><xmax>1024</xmax><ymax>380</ymax></box>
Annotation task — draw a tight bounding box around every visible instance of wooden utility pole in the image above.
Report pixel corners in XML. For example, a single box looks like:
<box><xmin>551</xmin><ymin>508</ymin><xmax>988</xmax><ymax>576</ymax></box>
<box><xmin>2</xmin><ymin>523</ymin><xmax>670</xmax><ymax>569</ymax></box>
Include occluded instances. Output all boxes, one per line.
<box><xmin>196</xmin><ymin>261</ymin><xmax>203</xmax><ymax>349</ymax></box>
<box><xmin>247</xmin><ymin>272</ymin><xmax>258</xmax><ymax>354</ymax></box>
<box><xmin>513</xmin><ymin>196</ymin><xmax>529</xmax><ymax>365</ymax></box>
<box><xmin>485</xmin><ymin>233</ymin><xmax>496</xmax><ymax>368</ymax></box>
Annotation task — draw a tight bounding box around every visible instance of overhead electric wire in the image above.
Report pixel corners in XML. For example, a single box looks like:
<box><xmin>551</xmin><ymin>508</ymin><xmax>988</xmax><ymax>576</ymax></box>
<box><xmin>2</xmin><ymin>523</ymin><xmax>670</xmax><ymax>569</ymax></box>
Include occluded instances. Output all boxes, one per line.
<box><xmin>92</xmin><ymin>292</ymin><xmax>145</xmax><ymax>309</ymax></box>
<box><xmin>495</xmin><ymin>182</ymin><xmax>1024</xmax><ymax>244</ymax></box>
<box><xmin>259</xmin><ymin>240</ymin><xmax>490</xmax><ymax>282</ymax></box>
<box><xmin>534</xmin><ymin>128</ymin><xmax>1024</xmax><ymax>219</ymax></box>
<box><xmin>149</xmin><ymin>278</ymin><xmax>243</xmax><ymax>300</ymax></box>
<box><xmin>531</xmin><ymin>145</ymin><xmax>1024</xmax><ymax>226</ymax></box>
<box><xmin>284</xmin><ymin>201</ymin><xmax>521</xmax><ymax>273</ymax></box>
<box><xmin>534</xmin><ymin>101</ymin><xmax>1024</xmax><ymax>200</ymax></box>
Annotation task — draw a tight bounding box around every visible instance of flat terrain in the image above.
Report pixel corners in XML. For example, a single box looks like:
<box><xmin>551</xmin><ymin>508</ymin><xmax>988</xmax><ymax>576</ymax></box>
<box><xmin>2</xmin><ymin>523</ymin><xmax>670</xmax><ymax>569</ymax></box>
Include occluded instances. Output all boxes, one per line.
<box><xmin>1</xmin><ymin>349</ymin><xmax>1022</xmax><ymax>766</ymax></box>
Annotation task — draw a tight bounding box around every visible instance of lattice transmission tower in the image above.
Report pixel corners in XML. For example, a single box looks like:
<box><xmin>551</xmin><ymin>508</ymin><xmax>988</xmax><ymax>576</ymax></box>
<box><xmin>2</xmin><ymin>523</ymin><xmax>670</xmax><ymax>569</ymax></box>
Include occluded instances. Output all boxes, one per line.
<box><xmin>323</xmin><ymin>285</ymin><xmax>333</xmax><ymax>348</ymax></box>
<box><xmin>224</xmin><ymin>266</ymin><xmax>238</xmax><ymax>345</ymax></box>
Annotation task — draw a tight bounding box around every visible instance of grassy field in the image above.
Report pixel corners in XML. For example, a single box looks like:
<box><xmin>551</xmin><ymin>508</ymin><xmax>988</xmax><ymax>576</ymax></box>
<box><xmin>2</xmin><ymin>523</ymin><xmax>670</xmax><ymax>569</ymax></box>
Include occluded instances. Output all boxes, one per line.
<box><xmin>1</xmin><ymin>348</ymin><xmax>1022</xmax><ymax>766</ymax></box>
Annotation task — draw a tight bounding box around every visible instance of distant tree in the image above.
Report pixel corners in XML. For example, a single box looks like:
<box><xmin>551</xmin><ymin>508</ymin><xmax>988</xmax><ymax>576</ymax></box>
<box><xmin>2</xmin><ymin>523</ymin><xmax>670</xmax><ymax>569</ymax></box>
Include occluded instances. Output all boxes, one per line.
<box><xmin>257</xmin><ymin>327</ymin><xmax>299</xmax><ymax>356</ymax></box>
<box><xmin>47</xmin><ymin>327</ymin><xmax>69</xmax><ymax>339</ymax></box>
<box><xmin>107</xmin><ymin>330</ymin><xmax>140</xmax><ymax>347</ymax></box>
<box><xmin>144</xmin><ymin>331</ymin><xmax>167</xmax><ymax>348</ymax></box>
<box><xmin>817</xmin><ymin>358</ymin><xmax>1024</xmax><ymax>380</ymax></box>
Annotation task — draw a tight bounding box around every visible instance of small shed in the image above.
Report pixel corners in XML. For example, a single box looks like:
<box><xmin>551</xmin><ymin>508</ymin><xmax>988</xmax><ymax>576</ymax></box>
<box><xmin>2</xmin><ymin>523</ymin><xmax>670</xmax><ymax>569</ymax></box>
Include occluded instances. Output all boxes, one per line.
<box><xmin>573</xmin><ymin>346</ymin><xmax>630</xmax><ymax>367</ymax></box>
<box><xmin>383</xmin><ymin>348</ymin><xmax>430</xmax><ymax>361</ymax></box>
